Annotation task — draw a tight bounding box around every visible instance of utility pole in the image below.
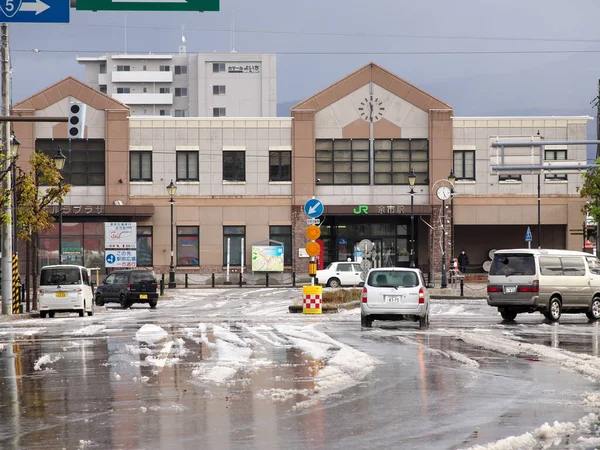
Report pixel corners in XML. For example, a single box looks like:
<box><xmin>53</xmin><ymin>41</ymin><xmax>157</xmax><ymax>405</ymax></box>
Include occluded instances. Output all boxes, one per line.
<box><xmin>1</xmin><ymin>24</ymin><xmax>12</xmax><ymax>315</ymax></box>
<box><xmin>594</xmin><ymin>80</ymin><xmax>600</xmax><ymax>257</ymax></box>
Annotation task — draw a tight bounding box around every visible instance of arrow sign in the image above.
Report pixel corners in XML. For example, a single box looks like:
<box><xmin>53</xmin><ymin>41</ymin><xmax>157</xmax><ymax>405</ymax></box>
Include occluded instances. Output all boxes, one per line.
<box><xmin>20</xmin><ymin>0</ymin><xmax>49</xmax><ymax>13</ymax></box>
<box><xmin>304</xmin><ymin>198</ymin><xmax>324</xmax><ymax>219</ymax></box>
<box><xmin>0</xmin><ymin>0</ymin><xmax>69</xmax><ymax>22</ymax></box>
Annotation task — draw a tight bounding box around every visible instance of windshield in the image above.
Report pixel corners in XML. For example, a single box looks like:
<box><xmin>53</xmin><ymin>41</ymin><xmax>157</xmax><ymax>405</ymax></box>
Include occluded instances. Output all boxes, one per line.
<box><xmin>368</xmin><ymin>270</ymin><xmax>418</xmax><ymax>288</ymax></box>
<box><xmin>40</xmin><ymin>267</ymin><xmax>81</xmax><ymax>285</ymax></box>
<box><xmin>489</xmin><ymin>253</ymin><xmax>536</xmax><ymax>276</ymax></box>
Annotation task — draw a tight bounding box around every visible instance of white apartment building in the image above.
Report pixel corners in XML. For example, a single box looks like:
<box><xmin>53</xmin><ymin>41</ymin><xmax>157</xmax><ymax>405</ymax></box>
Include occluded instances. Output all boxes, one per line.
<box><xmin>77</xmin><ymin>52</ymin><xmax>277</xmax><ymax>118</ymax></box>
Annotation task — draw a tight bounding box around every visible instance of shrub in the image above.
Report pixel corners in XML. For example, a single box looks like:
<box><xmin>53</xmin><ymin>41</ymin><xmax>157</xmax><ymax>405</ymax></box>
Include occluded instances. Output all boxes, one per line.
<box><xmin>322</xmin><ymin>288</ymin><xmax>361</xmax><ymax>305</ymax></box>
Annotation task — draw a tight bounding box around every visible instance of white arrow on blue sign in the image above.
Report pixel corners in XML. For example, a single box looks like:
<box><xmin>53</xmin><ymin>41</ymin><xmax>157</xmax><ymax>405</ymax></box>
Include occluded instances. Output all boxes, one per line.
<box><xmin>0</xmin><ymin>0</ymin><xmax>69</xmax><ymax>23</ymax></box>
<box><xmin>525</xmin><ymin>227</ymin><xmax>533</xmax><ymax>242</ymax></box>
<box><xmin>304</xmin><ymin>198</ymin><xmax>324</xmax><ymax>218</ymax></box>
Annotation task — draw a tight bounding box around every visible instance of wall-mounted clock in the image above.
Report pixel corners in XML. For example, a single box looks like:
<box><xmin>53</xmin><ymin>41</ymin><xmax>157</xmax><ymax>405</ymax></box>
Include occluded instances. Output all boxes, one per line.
<box><xmin>436</xmin><ymin>186</ymin><xmax>452</xmax><ymax>201</ymax></box>
<box><xmin>358</xmin><ymin>95</ymin><xmax>385</xmax><ymax>122</ymax></box>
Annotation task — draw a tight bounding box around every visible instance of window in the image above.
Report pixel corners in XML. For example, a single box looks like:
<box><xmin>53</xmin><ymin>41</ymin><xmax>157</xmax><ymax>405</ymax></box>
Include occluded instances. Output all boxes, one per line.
<box><xmin>316</xmin><ymin>139</ymin><xmax>370</xmax><ymax>185</ymax></box>
<box><xmin>116</xmin><ymin>65</ymin><xmax>130</xmax><ymax>72</ymax></box>
<box><xmin>453</xmin><ymin>150</ymin><xmax>475</xmax><ymax>180</ymax></box>
<box><xmin>36</xmin><ymin>139</ymin><xmax>105</xmax><ymax>186</ymax></box>
<box><xmin>137</xmin><ymin>227</ymin><xmax>153</xmax><ymax>267</ymax></box>
<box><xmin>99</xmin><ymin>85</ymin><xmax>107</xmax><ymax>94</ymax></box>
<box><xmin>213</xmin><ymin>62</ymin><xmax>226</xmax><ymax>73</ymax></box>
<box><xmin>175</xmin><ymin>65</ymin><xmax>188</xmax><ymax>75</ymax></box>
<box><xmin>223</xmin><ymin>226</ymin><xmax>245</xmax><ymax>266</ymax></box>
<box><xmin>143</xmin><ymin>65</ymin><xmax>147</xmax><ymax>71</ymax></box>
<box><xmin>116</xmin><ymin>87</ymin><xmax>130</xmax><ymax>94</ymax></box>
<box><xmin>561</xmin><ymin>257</ymin><xmax>586</xmax><ymax>276</ymax></box>
<box><xmin>143</xmin><ymin>87</ymin><xmax>147</xmax><ymax>93</ymax></box>
<box><xmin>159</xmin><ymin>87</ymin><xmax>171</xmax><ymax>94</ymax></box>
<box><xmin>177</xmin><ymin>226</ymin><xmax>199</xmax><ymax>266</ymax></box>
<box><xmin>174</xmin><ymin>110</ymin><xmax>189</xmax><ymax>117</ymax></box>
<box><xmin>213</xmin><ymin>107</ymin><xmax>226</xmax><ymax>117</ymax></box>
<box><xmin>587</xmin><ymin>257</ymin><xmax>600</xmax><ymax>275</ymax></box>
<box><xmin>544</xmin><ymin>149</ymin><xmax>567</xmax><ymax>181</ymax></box>
<box><xmin>130</xmin><ymin>151</ymin><xmax>152</xmax><ymax>181</ymax></box>
<box><xmin>269</xmin><ymin>151</ymin><xmax>291</xmax><ymax>182</ymax></box>
<box><xmin>159</xmin><ymin>109</ymin><xmax>169</xmax><ymax>116</ymax></box>
<box><xmin>270</xmin><ymin>226</ymin><xmax>292</xmax><ymax>266</ymax></box>
<box><xmin>374</xmin><ymin>139</ymin><xmax>428</xmax><ymax>185</ymax></box>
<box><xmin>489</xmin><ymin>253</ymin><xmax>536</xmax><ymax>276</ymax></box>
<box><xmin>99</xmin><ymin>63</ymin><xmax>106</xmax><ymax>74</ymax></box>
<box><xmin>174</xmin><ymin>87</ymin><xmax>188</xmax><ymax>97</ymax></box>
<box><xmin>176</xmin><ymin>151</ymin><xmax>199</xmax><ymax>181</ymax></box>
<box><xmin>213</xmin><ymin>85</ymin><xmax>226</xmax><ymax>95</ymax></box>
<box><xmin>159</xmin><ymin>65</ymin><xmax>170</xmax><ymax>72</ymax></box>
<box><xmin>223</xmin><ymin>151</ymin><xmax>245</xmax><ymax>182</ymax></box>
<box><xmin>539</xmin><ymin>256</ymin><xmax>563</xmax><ymax>276</ymax></box>
<box><xmin>499</xmin><ymin>174</ymin><xmax>522</xmax><ymax>182</ymax></box>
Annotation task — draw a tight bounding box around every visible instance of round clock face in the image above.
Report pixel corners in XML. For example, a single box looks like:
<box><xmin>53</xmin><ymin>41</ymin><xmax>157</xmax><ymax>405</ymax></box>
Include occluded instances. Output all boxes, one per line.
<box><xmin>358</xmin><ymin>96</ymin><xmax>385</xmax><ymax>122</ymax></box>
<box><xmin>436</xmin><ymin>186</ymin><xmax>452</xmax><ymax>201</ymax></box>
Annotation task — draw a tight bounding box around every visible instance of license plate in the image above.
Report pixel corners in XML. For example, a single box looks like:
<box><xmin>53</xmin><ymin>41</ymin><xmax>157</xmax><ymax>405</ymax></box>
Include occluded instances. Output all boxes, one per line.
<box><xmin>55</xmin><ymin>292</ymin><xmax>66</xmax><ymax>298</ymax></box>
<box><xmin>384</xmin><ymin>295</ymin><xmax>403</xmax><ymax>303</ymax></box>
<box><xmin>504</xmin><ymin>285</ymin><xmax>517</xmax><ymax>294</ymax></box>
<box><xmin>139</xmin><ymin>294</ymin><xmax>148</xmax><ymax>299</ymax></box>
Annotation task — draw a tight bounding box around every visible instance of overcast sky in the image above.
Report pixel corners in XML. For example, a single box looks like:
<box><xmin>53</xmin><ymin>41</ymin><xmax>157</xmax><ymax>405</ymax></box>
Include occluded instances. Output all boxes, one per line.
<box><xmin>7</xmin><ymin>0</ymin><xmax>600</xmax><ymax>120</ymax></box>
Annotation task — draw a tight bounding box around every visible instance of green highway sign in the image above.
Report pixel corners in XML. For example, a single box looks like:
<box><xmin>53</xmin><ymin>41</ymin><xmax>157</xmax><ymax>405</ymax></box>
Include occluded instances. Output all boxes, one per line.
<box><xmin>76</xmin><ymin>0</ymin><xmax>218</xmax><ymax>11</ymax></box>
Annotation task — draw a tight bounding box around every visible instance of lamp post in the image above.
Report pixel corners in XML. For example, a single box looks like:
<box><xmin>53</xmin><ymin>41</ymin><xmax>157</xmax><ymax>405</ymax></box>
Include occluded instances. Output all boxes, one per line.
<box><xmin>10</xmin><ymin>134</ymin><xmax>20</xmax><ymax>262</ymax></box>
<box><xmin>448</xmin><ymin>170</ymin><xmax>456</xmax><ymax>264</ymax></box>
<box><xmin>408</xmin><ymin>169</ymin><xmax>416</xmax><ymax>268</ymax></box>
<box><xmin>52</xmin><ymin>146</ymin><xmax>66</xmax><ymax>265</ymax></box>
<box><xmin>167</xmin><ymin>180</ymin><xmax>177</xmax><ymax>288</ymax></box>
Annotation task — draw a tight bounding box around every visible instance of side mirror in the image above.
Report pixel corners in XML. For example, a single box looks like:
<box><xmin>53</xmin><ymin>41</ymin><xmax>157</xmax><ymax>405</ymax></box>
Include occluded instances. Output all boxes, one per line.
<box><xmin>90</xmin><ymin>280</ymin><xmax>97</xmax><ymax>286</ymax></box>
<box><xmin>358</xmin><ymin>282</ymin><xmax>364</xmax><ymax>287</ymax></box>
<box><xmin>426</xmin><ymin>282</ymin><xmax>435</xmax><ymax>289</ymax></box>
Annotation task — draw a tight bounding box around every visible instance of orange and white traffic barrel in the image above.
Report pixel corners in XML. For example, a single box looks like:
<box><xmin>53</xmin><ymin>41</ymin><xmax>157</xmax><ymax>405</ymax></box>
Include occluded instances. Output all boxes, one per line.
<box><xmin>302</xmin><ymin>285</ymin><xmax>322</xmax><ymax>314</ymax></box>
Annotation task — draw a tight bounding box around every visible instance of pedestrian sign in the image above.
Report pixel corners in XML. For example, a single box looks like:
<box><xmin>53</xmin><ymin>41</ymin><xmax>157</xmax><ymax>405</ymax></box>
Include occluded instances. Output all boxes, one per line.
<box><xmin>525</xmin><ymin>227</ymin><xmax>532</xmax><ymax>243</ymax></box>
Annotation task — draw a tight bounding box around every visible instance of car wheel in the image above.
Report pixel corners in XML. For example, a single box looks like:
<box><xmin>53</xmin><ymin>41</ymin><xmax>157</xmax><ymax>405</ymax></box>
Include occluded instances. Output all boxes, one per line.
<box><xmin>120</xmin><ymin>295</ymin><xmax>129</xmax><ymax>309</ymax></box>
<box><xmin>78</xmin><ymin>310</ymin><xmax>84</xmax><ymax>317</ymax></box>
<box><xmin>500</xmin><ymin>310</ymin><xmax>517</xmax><ymax>321</ymax></box>
<box><xmin>87</xmin><ymin>309</ymin><xmax>93</xmax><ymax>317</ymax></box>
<box><xmin>40</xmin><ymin>311</ymin><xmax>47</xmax><ymax>319</ymax></box>
<box><xmin>361</xmin><ymin>315</ymin><xmax>372</xmax><ymax>328</ymax></box>
<box><xmin>587</xmin><ymin>297</ymin><xmax>600</xmax><ymax>321</ymax></box>
<box><xmin>149</xmin><ymin>300</ymin><xmax>157</xmax><ymax>309</ymax></box>
<box><xmin>419</xmin><ymin>314</ymin><xmax>429</xmax><ymax>329</ymax></box>
<box><xmin>95</xmin><ymin>294</ymin><xmax>104</xmax><ymax>307</ymax></box>
<box><xmin>547</xmin><ymin>297</ymin><xmax>562</xmax><ymax>321</ymax></box>
<box><xmin>327</xmin><ymin>278</ymin><xmax>341</xmax><ymax>288</ymax></box>
<box><xmin>49</xmin><ymin>312</ymin><xmax>55</xmax><ymax>318</ymax></box>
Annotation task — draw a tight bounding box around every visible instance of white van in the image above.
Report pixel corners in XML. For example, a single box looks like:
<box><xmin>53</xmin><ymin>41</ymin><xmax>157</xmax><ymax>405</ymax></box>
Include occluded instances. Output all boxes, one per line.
<box><xmin>38</xmin><ymin>265</ymin><xmax>94</xmax><ymax>318</ymax></box>
<box><xmin>487</xmin><ymin>249</ymin><xmax>600</xmax><ymax>321</ymax></box>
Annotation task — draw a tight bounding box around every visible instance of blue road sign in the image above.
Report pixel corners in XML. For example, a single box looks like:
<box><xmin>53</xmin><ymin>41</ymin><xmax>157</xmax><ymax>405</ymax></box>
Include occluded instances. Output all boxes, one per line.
<box><xmin>304</xmin><ymin>198</ymin><xmax>324</xmax><ymax>218</ymax></box>
<box><xmin>105</xmin><ymin>253</ymin><xmax>116</xmax><ymax>265</ymax></box>
<box><xmin>525</xmin><ymin>227</ymin><xmax>533</xmax><ymax>243</ymax></box>
<box><xmin>0</xmin><ymin>0</ymin><xmax>69</xmax><ymax>23</ymax></box>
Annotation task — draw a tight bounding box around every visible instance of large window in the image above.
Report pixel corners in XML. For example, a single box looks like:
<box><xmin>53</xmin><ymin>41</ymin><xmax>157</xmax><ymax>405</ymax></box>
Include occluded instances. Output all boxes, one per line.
<box><xmin>316</xmin><ymin>139</ymin><xmax>369</xmax><ymax>185</ymax></box>
<box><xmin>269</xmin><ymin>151</ymin><xmax>291</xmax><ymax>182</ymax></box>
<box><xmin>453</xmin><ymin>150</ymin><xmax>475</xmax><ymax>180</ymax></box>
<box><xmin>213</xmin><ymin>62</ymin><xmax>226</xmax><ymax>73</ymax></box>
<box><xmin>116</xmin><ymin>65</ymin><xmax>130</xmax><ymax>72</ymax></box>
<box><xmin>177</xmin><ymin>226</ymin><xmax>199</xmax><ymax>266</ymax></box>
<box><xmin>176</xmin><ymin>151</ymin><xmax>199</xmax><ymax>181</ymax></box>
<box><xmin>544</xmin><ymin>149</ymin><xmax>567</xmax><ymax>181</ymax></box>
<box><xmin>174</xmin><ymin>110</ymin><xmax>189</xmax><ymax>117</ymax></box>
<box><xmin>223</xmin><ymin>151</ymin><xmax>245</xmax><ymax>182</ymax></box>
<box><xmin>159</xmin><ymin>65</ymin><xmax>170</xmax><ymax>72</ymax></box>
<box><xmin>116</xmin><ymin>87</ymin><xmax>130</xmax><ymax>94</ymax></box>
<box><xmin>174</xmin><ymin>65</ymin><xmax>188</xmax><ymax>75</ymax></box>
<box><xmin>270</xmin><ymin>226</ymin><xmax>292</xmax><ymax>266</ymax></box>
<box><xmin>174</xmin><ymin>87</ymin><xmax>188</xmax><ymax>97</ymax></box>
<box><xmin>223</xmin><ymin>226</ymin><xmax>245</xmax><ymax>266</ymax></box>
<box><xmin>137</xmin><ymin>226</ymin><xmax>153</xmax><ymax>267</ymax></box>
<box><xmin>213</xmin><ymin>107</ymin><xmax>226</xmax><ymax>117</ymax></box>
<box><xmin>213</xmin><ymin>85</ymin><xmax>226</xmax><ymax>95</ymax></box>
<box><xmin>159</xmin><ymin>87</ymin><xmax>171</xmax><ymax>94</ymax></box>
<box><xmin>374</xmin><ymin>139</ymin><xmax>428</xmax><ymax>185</ymax></box>
<box><xmin>130</xmin><ymin>151</ymin><xmax>152</xmax><ymax>181</ymax></box>
<box><xmin>36</xmin><ymin>139</ymin><xmax>105</xmax><ymax>186</ymax></box>
<box><xmin>499</xmin><ymin>174</ymin><xmax>522</xmax><ymax>182</ymax></box>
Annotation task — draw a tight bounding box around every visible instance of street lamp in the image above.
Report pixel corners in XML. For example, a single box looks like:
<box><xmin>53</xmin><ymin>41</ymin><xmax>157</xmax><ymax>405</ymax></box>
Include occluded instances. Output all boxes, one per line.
<box><xmin>408</xmin><ymin>169</ymin><xmax>416</xmax><ymax>268</ymax></box>
<box><xmin>448</xmin><ymin>170</ymin><xmax>456</xmax><ymax>263</ymax></box>
<box><xmin>167</xmin><ymin>180</ymin><xmax>177</xmax><ymax>288</ymax></box>
<box><xmin>10</xmin><ymin>134</ymin><xmax>20</xmax><ymax>260</ymax></box>
<box><xmin>52</xmin><ymin>146</ymin><xmax>66</xmax><ymax>265</ymax></box>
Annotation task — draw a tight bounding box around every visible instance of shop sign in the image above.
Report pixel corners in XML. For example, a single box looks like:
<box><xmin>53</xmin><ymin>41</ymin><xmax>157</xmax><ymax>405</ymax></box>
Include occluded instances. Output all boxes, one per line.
<box><xmin>49</xmin><ymin>205</ymin><xmax>105</xmax><ymax>215</ymax></box>
<box><xmin>353</xmin><ymin>205</ymin><xmax>406</xmax><ymax>215</ymax></box>
<box><xmin>228</xmin><ymin>64</ymin><xmax>260</xmax><ymax>74</ymax></box>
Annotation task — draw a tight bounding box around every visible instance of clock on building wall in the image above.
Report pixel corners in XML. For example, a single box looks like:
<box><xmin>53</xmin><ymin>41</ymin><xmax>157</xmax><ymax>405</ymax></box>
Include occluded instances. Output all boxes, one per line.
<box><xmin>358</xmin><ymin>95</ymin><xmax>385</xmax><ymax>122</ymax></box>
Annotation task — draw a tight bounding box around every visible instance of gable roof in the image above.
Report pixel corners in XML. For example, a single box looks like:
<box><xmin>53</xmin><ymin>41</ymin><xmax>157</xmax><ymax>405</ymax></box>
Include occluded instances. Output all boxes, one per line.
<box><xmin>12</xmin><ymin>76</ymin><xmax>129</xmax><ymax>113</ymax></box>
<box><xmin>292</xmin><ymin>62</ymin><xmax>452</xmax><ymax>113</ymax></box>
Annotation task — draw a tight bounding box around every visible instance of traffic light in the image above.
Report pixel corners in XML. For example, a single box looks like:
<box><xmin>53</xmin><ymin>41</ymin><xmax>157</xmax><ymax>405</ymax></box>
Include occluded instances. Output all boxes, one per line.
<box><xmin>68</xmin><ymin>101</ymin><xmax>86</xmax><ymax>139</ymax></box>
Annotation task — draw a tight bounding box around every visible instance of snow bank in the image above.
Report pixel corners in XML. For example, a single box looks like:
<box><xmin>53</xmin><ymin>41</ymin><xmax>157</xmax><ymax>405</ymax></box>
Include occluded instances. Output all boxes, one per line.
<box><xmin>71</xmin><ymin>324</ymin><xmax>106</xmax><ymax>336</ymax></box>
<box><xmin>135</xmin><ymin>324</ymin><xmax>168</xmax><ymax>344</ymax></box>
<box><xmin>34</xmin><ymin>354</ymin><xmax>62</xmax><ymax>371</ymax></box>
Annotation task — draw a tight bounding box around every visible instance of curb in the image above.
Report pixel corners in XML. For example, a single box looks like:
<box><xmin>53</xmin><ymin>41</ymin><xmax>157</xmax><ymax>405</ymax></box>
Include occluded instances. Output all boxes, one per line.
<box><xmin>288</xmin><ymin>300</ymin><xmax>360</xmax><ymax>314</ymax></box>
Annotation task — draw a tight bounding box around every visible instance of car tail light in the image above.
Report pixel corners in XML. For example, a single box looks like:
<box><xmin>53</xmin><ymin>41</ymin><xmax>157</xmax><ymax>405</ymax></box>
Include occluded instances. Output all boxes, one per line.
<box><xmin>361</xmin><ymin>287</ymin><xmax>368</xmax><ymax>303</ymax></box>
<box><xmin>77</xmin><ymin>288</ymin><xmax>82</xmax><ymax>293</ymax></box>
<box><xmin>127</xmin><ymin>283</ymin><xmax>131</xmax><ymax>290</ymax></box>
<box><xmin>487</xmin><ymin>285</ymin><xmax>502</xmax><ymax>293</ymax></box>
<box><xmin>38</xmin><ymin>289</ymin><xmax>44</xmax><ymax>295</ymax></box>
<box><xmin>518</xmin><ymin>280</ymin><xmax>539</xmax><ymax>293</ymax></box>
<box><xmin>418</xmin><ymin>287</ymin><xmax>425</xmax><ymax>304</ymax></box>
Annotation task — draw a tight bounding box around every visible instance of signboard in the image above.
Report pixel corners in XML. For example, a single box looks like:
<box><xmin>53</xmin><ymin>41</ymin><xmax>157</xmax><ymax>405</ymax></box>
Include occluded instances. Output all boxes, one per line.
<box><xmin>525</xmin><ymin>227</ymin><xmax>532</xmax><ymax>243</ymax></box>
<box><xmin>76</xmin><ymin>0</ymin><xmax>219</xmax><ymax>11</ymax></box>
<box><xmin>304</xmin><ymin>198</ymin><xmax>324</xmax><ymax>218</ymax></box>
<box><xmin>307</xmin><ymin>218</ymin><xmax>320</xmax><ymax>225</ymax></box>
<box><xmin>0</xmin><ymin>0</ymin><xmax>69</xmax><ymax>23</ymax></box>
<box><xmin>105</xmin><ymin>222</ymin><xmax>137</xmax><ymax>249</ymax></box>
<box><xmin>251</xmin><ymin>246</ymin><xmax>284</xmax><ymax>272</ymax></box>
<box><xmin>105</xmin><ymin>250</ymin><xmax>137</xmax><ymax>268</ymax></box>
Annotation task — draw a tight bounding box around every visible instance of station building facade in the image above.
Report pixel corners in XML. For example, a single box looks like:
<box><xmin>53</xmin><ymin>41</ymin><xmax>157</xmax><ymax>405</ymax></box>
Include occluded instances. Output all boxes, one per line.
<box><xmin>11</xmin><ymin>63</ymin><xmax>590</xmax><ymax>281</ymax></box>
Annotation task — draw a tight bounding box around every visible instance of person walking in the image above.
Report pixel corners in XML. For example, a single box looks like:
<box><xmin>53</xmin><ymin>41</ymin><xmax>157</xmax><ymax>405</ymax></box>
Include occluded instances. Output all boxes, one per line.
<box><xmin>458</xmin><ymin>249</ymin><xmax>469</xmax><ymax>273</ymax></box>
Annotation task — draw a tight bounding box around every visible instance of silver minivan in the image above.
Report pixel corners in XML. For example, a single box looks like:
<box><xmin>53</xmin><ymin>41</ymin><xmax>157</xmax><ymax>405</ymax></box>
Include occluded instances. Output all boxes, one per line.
<box><xmin>487</xmin><ymin>248</ymin><xmax>600</xmax><ymax>321</ymax></box>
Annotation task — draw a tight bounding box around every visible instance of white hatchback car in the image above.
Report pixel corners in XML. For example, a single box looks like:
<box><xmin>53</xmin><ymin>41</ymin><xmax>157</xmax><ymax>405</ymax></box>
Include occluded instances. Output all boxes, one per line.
<box><xmin>360</xmin><ymin>268</ymin><xmax>432</xmax><ymax>328</ymax></box>
<box><xmin>316</xmin><ymin>261</ymin><xmax>363</xmax><ymax>288</ymax></box>
<box><xmin>38</xmin><ymin>265</ymin><xmax>94</xmax><ymax>318</ymax></box>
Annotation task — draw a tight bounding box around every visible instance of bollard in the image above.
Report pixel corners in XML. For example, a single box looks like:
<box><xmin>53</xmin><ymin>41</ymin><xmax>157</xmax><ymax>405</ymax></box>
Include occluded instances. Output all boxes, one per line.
<box><xmin>460</xmin><ymin>279</ymin><xmax>464</xmax><ymax>297</ymax></box>
<box><xmin>211</xmin><ymin>273</ymin><xmax>215</xmax><ymax>288</ymax></box>
<box><xmin>292</xmin><ymin>271</ymin><xmax>296</xmax><ymax>287</ymax></box>
<box><xmin>160</xmin><ymin>276</ymin><xmax>165</xmax><ymax>296</ymax></box>
<box><xmin>302</xmin><ymin>285</ymin><xmax>322</xmax><ymax>314</ymax></box>
<box><xmin>185</xmin><ymin>274</ymin><xmax>188</xmax><ymax>289</ymax></box>
<box><xmin>265</xmin><ymin>272</ymin><xmax>269</xmax><ymax>287</ymax></box>
<box><xmin>239</xmin><ymin>272</ymin><xmax>243</xmax><ymax>287</ymax></box>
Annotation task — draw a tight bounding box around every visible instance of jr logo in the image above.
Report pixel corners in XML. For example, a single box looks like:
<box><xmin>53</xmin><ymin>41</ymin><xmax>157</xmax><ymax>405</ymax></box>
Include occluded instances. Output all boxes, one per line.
<box><xmin>353</xmin><ymin>205</ymin><xmax>369</xmax><ymax>215</ymax></box>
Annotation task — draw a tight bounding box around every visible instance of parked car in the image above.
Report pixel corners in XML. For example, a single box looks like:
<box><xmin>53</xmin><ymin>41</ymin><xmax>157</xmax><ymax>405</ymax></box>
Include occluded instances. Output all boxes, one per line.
<box><xmin>360</xmin><ymin>267</ymin><xmax>432</xmax><ymax>328</ymax></box>
<box><xmin>94</xmin><ymin>269</ymin><xmax>159</xmax><ymax>309</ymax></box>
<box><xmin>487</xmin><ymin>248</ymin><xmax>600</xmax><ymax>322</ymax></box>
<box><xmin>316</xmin><ymin>261</ymin><xmax>363</xmax><ymax>288</ymax></box>
<box><xmin>38</xmin><ymin>264</ymin><xmax>94</xmax><ymax>318</ymax></box>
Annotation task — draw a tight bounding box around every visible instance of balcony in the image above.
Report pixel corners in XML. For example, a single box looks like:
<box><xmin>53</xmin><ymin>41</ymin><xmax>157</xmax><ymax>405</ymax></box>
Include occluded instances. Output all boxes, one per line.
<box><xmin>112</xmin><ymin>93</ymin><xmax>173</xmax><ymax>105</ymax></box>
<box><xmin>111</xmin><ymin>71</ymin><xmax>173</xmax><ymax>83</ymax></box>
